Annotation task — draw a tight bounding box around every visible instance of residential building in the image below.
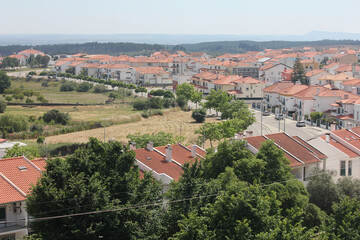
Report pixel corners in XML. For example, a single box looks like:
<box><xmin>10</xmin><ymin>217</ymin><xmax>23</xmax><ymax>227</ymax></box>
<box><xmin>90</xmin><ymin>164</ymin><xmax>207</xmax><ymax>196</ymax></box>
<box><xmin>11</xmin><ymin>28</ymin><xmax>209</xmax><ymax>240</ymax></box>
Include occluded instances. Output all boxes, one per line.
<box><xmin>305</xmin><ymin>69</ymin><xmax>331</xmax><ymax>86</ymax></box>
<box><xmin>309</xmin><ymin>128</ymin><xmax>360</xmax><ymax>180</ymax></box>
<box><xmin>0</xmin><ymin>157</ymin><xmax>46</xmax><ymax>240</ymax></box>
<box><xmin>263</xmin><ymin>82</ymin><xmax>294</xmax><ymax>108</ymax></box>
<box><xmin>318</xmin><ymin>72</ymin><xmax>355</xmax><ymax>89</ymax></box>
<box><xmin>245</xmin><ymin>132</ymin><xmax>325</xmax><ymax>184</ymax></box>
<box><xmin>132</xmin><ymin>142</ymin><xmax>206</xmax><ymax>191</ymax></box>
<box><xmin>135</xmin><ymin>67</ymin><xmax>172</xmax><ymax>86</ymax></box>
<box><xmin>259</xmin><ymin>63</ymin><xmax>292</xmax><ymax>86</ymax></box>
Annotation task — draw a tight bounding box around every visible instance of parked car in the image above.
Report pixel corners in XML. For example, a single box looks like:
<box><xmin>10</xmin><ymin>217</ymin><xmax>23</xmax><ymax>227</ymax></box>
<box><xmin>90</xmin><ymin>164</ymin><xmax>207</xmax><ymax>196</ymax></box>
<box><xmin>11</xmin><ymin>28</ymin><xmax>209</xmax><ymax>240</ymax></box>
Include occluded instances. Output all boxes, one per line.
<box><xmin>296</xmin><ymin>121</ymin><xmax>306</xmax><ymax>127</ymax></box>
<box><xmin>262</xmin><ymin>111</ymin><xmax>270</xmax><ymax>116</ymax></box>
<box><xmin>275</xmin><ymin>114</ymin><xmax>284</xmax><ymax>120</ymax></box>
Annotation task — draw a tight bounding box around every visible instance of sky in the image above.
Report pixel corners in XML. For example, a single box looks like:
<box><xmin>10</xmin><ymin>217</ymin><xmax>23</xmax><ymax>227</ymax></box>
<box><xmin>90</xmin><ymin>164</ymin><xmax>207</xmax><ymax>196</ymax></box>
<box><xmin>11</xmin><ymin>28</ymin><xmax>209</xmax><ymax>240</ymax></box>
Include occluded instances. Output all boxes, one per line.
<box><xmin>1</xmin><ymin>0</ymin><xmax>360</xmax><ymax>35</ymax></box>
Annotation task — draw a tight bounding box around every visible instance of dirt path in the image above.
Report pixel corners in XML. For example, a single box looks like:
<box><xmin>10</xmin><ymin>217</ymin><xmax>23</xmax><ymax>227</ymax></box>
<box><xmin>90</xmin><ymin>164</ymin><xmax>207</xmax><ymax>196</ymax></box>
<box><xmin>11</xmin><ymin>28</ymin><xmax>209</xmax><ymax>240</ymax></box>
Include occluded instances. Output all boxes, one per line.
<box><xmin>45</xmin><ymin>109</ymin><xmax>217</xmax><ymax>146</ymax></box>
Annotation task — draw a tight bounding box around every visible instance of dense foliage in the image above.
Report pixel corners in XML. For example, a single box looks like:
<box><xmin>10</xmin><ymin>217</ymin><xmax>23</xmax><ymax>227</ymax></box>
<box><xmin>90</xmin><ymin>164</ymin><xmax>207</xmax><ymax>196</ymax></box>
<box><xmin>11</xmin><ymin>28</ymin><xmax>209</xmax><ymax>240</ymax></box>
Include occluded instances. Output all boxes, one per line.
<box><xmin>0</xmin><ymin>71</ymin><xmax>11</xmax><ymax>93</ymax></box>
<box><xmin>127</xmin><ymin>131</ymin><xmax>183</xmax><ymax>148</ymax></box>
<box><xmin>27</xmin><ymin>138</ymin><xmax>163</xmax><ymax>239</ymax></box>
<box><xmin>43</xmin><ymin>109</ymin><xmax>71</xmax><ymax>125</ymax></box>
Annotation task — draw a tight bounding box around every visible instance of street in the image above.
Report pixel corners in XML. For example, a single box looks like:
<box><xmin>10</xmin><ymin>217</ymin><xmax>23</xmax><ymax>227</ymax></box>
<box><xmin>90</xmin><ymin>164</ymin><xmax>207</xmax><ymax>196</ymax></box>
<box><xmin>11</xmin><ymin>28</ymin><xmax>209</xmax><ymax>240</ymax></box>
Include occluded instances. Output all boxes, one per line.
<box><xmin>247</xmin><ymin>109</ymin><xmax>329</xmax><ymax>140</ymax></box>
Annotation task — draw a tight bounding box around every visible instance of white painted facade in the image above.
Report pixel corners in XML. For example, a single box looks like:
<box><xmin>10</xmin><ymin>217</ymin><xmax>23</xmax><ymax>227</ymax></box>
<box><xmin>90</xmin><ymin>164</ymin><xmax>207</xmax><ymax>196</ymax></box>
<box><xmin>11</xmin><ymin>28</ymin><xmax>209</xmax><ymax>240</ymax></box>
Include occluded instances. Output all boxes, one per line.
<box><xmin>0</xmin><ymin>201</ymin><xmax>28</xmax><ymax>240</ymax></box>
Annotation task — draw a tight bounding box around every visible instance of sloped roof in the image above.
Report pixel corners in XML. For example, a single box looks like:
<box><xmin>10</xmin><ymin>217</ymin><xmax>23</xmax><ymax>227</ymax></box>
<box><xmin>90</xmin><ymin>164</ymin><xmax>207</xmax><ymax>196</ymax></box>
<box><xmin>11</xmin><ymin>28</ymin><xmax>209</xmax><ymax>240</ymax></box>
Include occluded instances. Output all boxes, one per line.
<box><xmin>263</xmin><ymin>82</ymin><xmax>294</xmax><ymax>93</ymax></box>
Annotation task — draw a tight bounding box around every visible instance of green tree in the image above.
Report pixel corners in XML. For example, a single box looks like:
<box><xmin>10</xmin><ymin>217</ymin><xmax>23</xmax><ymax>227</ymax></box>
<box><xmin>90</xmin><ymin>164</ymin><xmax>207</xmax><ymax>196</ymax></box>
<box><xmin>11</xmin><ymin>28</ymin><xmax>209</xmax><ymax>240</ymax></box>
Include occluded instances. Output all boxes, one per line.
<box><xmin>43</xmin><ymin>109</ymin><xmax>71</xmax><ymax>125</ymax></box>
<box><xmin>310</xmin><ymin>111</ymin><xmax>323</xmax><ymax>124</ymax></box>
<box><xmin>0</xmin><ymin>71</ymin><xmax>11</xmax><ymax>94</ymax></box>
<box><xmin>307</xmin><ymin>170</ymin><xmax>340</xmax><ymax>214</ymax></box>
<box><xmin>93</xmin><ymin>84</ymin><xmax>107</xmax><ymax>93</ymax></box>
<box><xmin>256</xmin><ymin>140</ymin><xmax>293</xmax><ymax>183</ymax></box>
<box><xmin>204</xmin><ymin>89</ymin><xmax>232</xmax><ymax>116</ymax></box>
<box><xmin>36</xmin><ymin>95</ymin><xmax>48</xmax><ymax>103</ymax></box>
<box><xmin>0</xmin><ymin>100</ymin><xmax>6</xmax><ymax>113</ymax></box>
<box><xmin>26</xmin><ymin>138</ymin><xmax>164</xmax><ymax>239</ymax></box>
<box><xmin>291</xmin><ymin>58</ymin><xmax>307</xmax><ymax>85</ymax></box>
<box><xmin>325</xmin><ymin>197</ymin><xmax>360</xmax><ymax>239</ymax></box>
<box><xmin>176</xmin><ymin>82</ymin><xmax>196</xmax><ymax>102</ymax></box>
<box><xmin>127</xmin><ymin>131</ymin><xmax>184</xmax><ymax>148</ymax></box>
<box><xmin>4</xmin><ymin>144</ymin><xmax>40</xmax><ymax>159</ymax></box>
<box><xmin>176</xmin><ymin>95</ymin><xmax>187</xmax><ymax>109</ymax></box>
<box><xmin>191</xmin><ymin>108</ymin><xmax>206</xmax><ymax>123</ymax></box>
<box><xmin>0</xmin><ymin>114</ymin><xmax>28</xmax><ymax>132</ymax></box>
<box><xmin>0</xmin><ymin>57</ymin><xmax>20</xmax><ymax>68</ymax></box>
<box><xmin>76</xmin><ymin>82</ymin><xmax>93</xmax><ymax>92</ymax></box>
<box><xmin>190</xmin><ymin>90</ymin><xmax>202</xmax><ymax>109</ymax></box>
<box><xmin>60</xmin><ymin>82</ymin><xmax>76</xmax><ymax>92</ymax></box>
<box><xmin>5</xmin><ymin>95</ymin><xmax>12</xmax><ymax>103</ymax></box>
<box><xmin>195</xmin><ymin>122</ymin><xmax>223</xmax><ymax>147</ymax></box>
<box><xmin>149</xmin><ymin>97</ymin><xmax>164</xmax><ymax>109</ymax></box>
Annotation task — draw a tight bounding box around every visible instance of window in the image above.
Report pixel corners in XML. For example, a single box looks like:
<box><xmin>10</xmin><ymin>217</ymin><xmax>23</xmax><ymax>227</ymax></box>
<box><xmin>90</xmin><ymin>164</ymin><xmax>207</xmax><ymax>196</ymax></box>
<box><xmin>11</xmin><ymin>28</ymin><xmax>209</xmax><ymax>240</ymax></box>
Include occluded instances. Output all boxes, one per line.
<box><xmin>0</xmin><ymin>207</ymin><xmax>5</xmax><ymax>221</ymax></box>
<box><xmin>340</xmin><ymin>161</ymin><xmax>346</xmax><ymax>176</ymax></box>
<box><xmin>348</xmin><ymin>160</ymin><xmax>352</xmax><ymax>176</ymax></box>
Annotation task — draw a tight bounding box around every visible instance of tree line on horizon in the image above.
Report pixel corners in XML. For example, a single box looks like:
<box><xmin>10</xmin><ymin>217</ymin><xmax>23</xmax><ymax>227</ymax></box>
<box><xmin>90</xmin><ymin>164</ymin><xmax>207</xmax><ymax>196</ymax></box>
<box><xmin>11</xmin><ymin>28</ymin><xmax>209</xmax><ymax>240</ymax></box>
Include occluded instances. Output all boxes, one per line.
<box><xmin>1</xmin><ymin>39</ymin><xmax>360</xmax><ymax>56</ymax></box>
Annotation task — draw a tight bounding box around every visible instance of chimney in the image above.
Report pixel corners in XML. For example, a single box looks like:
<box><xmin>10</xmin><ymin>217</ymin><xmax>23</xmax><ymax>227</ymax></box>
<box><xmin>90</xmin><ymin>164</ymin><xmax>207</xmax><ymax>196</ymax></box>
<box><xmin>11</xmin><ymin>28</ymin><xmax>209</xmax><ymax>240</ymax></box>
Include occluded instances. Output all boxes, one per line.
<box><xmin>344</xmin><ymin>94</ymin><xmax>349</xmax><ymax>99</ymax></box>
<box><xmin>246</xmin><ymin>130</ymin><xmax>253</xmax><ymax>137</ymax></box>
<box><xmin>129</xmin><ymin>142</ymin><xmax>136</xmax><ymax>150</ymax></box>
<box><xmin>325</xmin><ymin>133</ymin><xmax>330</xmax><ymax>143</ymax></box>
<box><xmin>191</xmin><ymin>145</ymin><xmax>197</xmax><ymax>158</ymax></box>
<box><xmin>165</xmin><ymin>144</ymin><xmax>172</xmax><ymax>162</ymax></box>
<box><xmin>352</xmin><ymin>87</ymin><xmax>357</xmax><ymax>95</ymax></box>
<box><xmin>147</xmin><ymin>142</ymin><xmax>154</xmax><ymax>151</ymax></box>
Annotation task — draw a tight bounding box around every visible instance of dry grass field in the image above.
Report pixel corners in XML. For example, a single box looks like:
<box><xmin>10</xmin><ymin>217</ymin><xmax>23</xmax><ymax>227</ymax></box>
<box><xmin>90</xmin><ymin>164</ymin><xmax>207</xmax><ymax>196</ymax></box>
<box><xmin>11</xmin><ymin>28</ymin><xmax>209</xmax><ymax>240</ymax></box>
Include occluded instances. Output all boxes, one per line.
<box><xmin>44</xmin><ymin>109</ymin><xmax>218</xmax><ymax>147</ymax></box>
<box><xmin>5</xmin><ymin>104</ymin><xmax>138</xmax><ymax>122</ymax></box>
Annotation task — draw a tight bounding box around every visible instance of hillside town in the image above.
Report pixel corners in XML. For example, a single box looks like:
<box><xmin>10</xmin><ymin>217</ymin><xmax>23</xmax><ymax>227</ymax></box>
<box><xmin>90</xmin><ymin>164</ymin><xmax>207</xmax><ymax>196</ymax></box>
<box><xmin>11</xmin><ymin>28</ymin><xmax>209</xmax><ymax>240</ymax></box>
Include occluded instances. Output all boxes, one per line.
<box><xmin>0</xmin><ymin>43</ymin><xmax>360</xmax><ymax>240</ymax></box>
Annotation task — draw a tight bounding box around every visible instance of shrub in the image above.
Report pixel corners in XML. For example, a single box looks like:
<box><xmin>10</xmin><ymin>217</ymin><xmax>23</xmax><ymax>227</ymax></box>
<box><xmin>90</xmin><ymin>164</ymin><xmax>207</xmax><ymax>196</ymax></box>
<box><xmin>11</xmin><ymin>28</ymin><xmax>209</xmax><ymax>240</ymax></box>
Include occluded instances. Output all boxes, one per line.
<box><xmin>0</xmin><ymin>114</ymin><xmax>28</xmax><ymax>133</ymax></box>
<box><xmin>37</xmin><ymin>136</ymin><xmax>45</xmax><ymax>144</ymax></box>
<box><xmin>163</xmin><ymin>98</ymin><xmax>175</xmax><ymax>108</ymax></box>
<box><xmin>41</xmin><ymin>81</ymin><xmax>49</xmax><ymax>87</ymax></box>
<box><xmin>28</xmin><ymin>71</ymin><xmax>37</xmax><ymax>76</ymax></box>
<box><xmin>133</xmin><ymin>99</ymin><xmax>149</xmax><ymax>111</ymax></box>
<box><xmin>26</xmin><ymin>98</ymin><xmax>34</xmax><ymax>104</ymax></box>
<box><xmin>0</xmin><ymin>100</ymin><xmax>6</xmax><ymax>113</ymax></box>
<box><xmin>192</xmin><ymin>108</ymin><xmax>206</xmax><ymax>123</ymax></box>
<box><xmin>39</xmin><ymin>71</ymin><xmax>48</xmax><ymax>76</ymax></box>
<box><xmin>43</xmin><ymin>109</ymin><xmax>71</xmax><ymax>125</ymax></box>
<box><xmin>60</xmin><ymin>82</ymin><xmax>76</xmax><ymax>92</ymax></box>
<box><xmin>93</xmin><ymin>84</ymin><xmax>107</xmax><ymax>93</ymax></box>
<box><xmin>141</xmin><ymin>111</ymin><xmax>149</xmax><ymax>118</ymax></box>
<box><xmin>76</xmin><ymin>82</ymin><xmax>93</xmax><ymax>92</ymax></box>
<box><xmin>176</xmin><ymin>95</ymin><xmax>187</xmax><ymax>108</ymax></box>
<box><xmin>31</xmin><ymin>124</ymin><xmax>43</xmax><ymax>133</ymax></box>
<box><xmin>149</xmin><ymin>97</ymin><xmax>164</xmax><ymax>109</ymax></box>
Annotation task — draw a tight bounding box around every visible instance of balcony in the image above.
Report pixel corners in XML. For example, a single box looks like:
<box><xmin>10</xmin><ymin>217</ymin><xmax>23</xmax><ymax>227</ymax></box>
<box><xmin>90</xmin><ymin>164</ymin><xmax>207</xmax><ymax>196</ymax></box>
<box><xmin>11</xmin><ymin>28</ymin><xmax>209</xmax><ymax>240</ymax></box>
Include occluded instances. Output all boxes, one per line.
<box><xmin>0</xmin><ymin>221</ymin><xmax>26</xmax><ymax>234</ymax></box>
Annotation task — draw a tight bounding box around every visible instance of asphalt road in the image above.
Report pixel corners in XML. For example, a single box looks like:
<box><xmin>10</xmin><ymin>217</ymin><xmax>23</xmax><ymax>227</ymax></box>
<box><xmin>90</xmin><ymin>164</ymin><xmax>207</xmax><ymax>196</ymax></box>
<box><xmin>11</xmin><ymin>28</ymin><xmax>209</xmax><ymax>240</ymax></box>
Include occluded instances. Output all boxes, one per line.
<box><xmin>247</xmin><ymin>109</ymin><xmax>329</xmax><ymax>140</ymax></box>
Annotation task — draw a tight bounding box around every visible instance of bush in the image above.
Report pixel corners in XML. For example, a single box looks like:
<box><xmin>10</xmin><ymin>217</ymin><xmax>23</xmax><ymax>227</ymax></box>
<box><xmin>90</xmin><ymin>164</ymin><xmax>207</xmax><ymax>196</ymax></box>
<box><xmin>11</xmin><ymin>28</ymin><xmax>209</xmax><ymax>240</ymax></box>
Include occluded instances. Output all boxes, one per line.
<box><xmin>31</xmin><ymin>124</ymin><xmax>43</xmax><ymax>133</ymax></box>
<box><xmin>93</xmin><ymin>84</ymin><xmax>107</xmax><ymax>93</ymax></box>
<box><xmin>60</xmin><ymin>82</ymin><xmax>76</xmax><ymax>92</ymax></box>
<box><xmin>37</xmin><ymin>136</ymin><xmax>45</xmax><ymax>144</ymax></box>
<box><xmin>141</xmin><ymin>111</ymin><xmax>149</xmax><ymax>118</ymax></box>
<box><xmin>0</xmin><ymin>100</ymin><xmax>6</xmax><ymax>113</ymax></box>
<box><xmin>28</xmin><ymin>71</ymin><xmax>37</xmax><ymax>76</ymax></box>
<box><xmin>176</xmin><ymin>95</ymin><xmax>187</xmax><ymax>109</ymax></box>
<box><xmin>149</xmin><ymin>97</ymin><xmax>164</xmax><ymax>109</ymax></box>
<box><xmin>39</xmin><ymin>71</ymin><xmax>48</xmax><ymax>76</ymax></box>
<box><xmin>192</xmin><ymin>108</ymin><xmax>206</xmax><ymax>123</ymax></box>
<box><xmin>163</xmin><ymin>98</ymin><xmax>175</xmax><ymax>108</ymax></box>
<box><xmin>43</xmin><ymin>109</ymin><xmax>71</xmax><ymax>125</ymax></box>
<box><xmin>133</xmin><ymin>99</ymin><xmax>149</xmax><ymax>110</ymax></box>
<box><xmin>26</xmin><ymin>98</ymin><xmax>34</xmax><ymax>104</ymax></box>
<box><xmin>0</xmin><ymin>114</ymin><xmax>28</xmax><ymax>133</ymax></box>
<box><xmin>76</xmin><ymin>82</ymin><xmax>93</xmax><ymax>92</ymax></box>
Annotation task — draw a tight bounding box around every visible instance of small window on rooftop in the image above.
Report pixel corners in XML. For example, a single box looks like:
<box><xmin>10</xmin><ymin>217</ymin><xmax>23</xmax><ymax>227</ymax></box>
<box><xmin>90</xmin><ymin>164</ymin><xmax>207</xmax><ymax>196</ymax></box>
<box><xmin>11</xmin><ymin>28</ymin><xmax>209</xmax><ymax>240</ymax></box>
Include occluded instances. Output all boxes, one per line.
<box><xmin>345</xmin><ymin>137</ymin><xmax>351</xmax><ymax>141</ymax></box>
<box><xmin>18</xmin><ymin>166</ymin><xmax>27</xmax><ymax>171</ymax></box>
<box><xmin>146</xmin><ymin>157</ymin><xmax>152</xmax><ymax>160</ymax></box>
<box><xmin>351</xmin><ymin>136</ymin><xmax>357</xmax><ymax>140</ymax></box>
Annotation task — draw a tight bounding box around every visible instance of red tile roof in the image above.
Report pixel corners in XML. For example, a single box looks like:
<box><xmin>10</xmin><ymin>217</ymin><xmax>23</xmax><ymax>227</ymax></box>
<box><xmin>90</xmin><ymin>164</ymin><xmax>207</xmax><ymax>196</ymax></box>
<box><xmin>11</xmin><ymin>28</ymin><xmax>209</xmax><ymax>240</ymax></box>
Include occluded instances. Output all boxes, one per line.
<box><xmin>155</xmin><ymin>144</ymin><xmax>198</xmax><ymax>166</ymax></box>
<box><xmin>31</xmin><ymin>158</ymin><xmax>47</xmax><ymax>171</ymax></box>
<box><xmin>245</xmin><ymin>133</ymin><xmax>323</xmax><ymax>167</ymax></box>
<box><xmin>320</xmin><ymin>135</ymin><xmax>358</xmax><ymax>158</ymax></box>
<box><xmin>0</xmin><ymin>157</ymin><xmax>42</xmax><ymax>194</ymax></box>
<box><xmin>263</xmin><ymin>82</ymin><xmax>294</xmax><ymax>93</ymax></box>
<box><xmin>0</xmin><ymin>176</ymin><xmax>25</xmax><ymax>204</ymax></box>
<box><xmin>133</xmin><ymin>148</ymin><xmax>183</xmax><ymax>181</ymax></box>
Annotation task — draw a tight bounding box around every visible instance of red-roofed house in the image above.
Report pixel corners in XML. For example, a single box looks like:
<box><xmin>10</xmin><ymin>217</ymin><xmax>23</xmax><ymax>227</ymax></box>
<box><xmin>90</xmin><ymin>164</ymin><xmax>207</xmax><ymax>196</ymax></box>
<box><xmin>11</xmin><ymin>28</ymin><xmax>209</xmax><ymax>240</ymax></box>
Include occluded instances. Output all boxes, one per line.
<box><xmin>132</xmin><ymin>142</ymin><xmax>205</xmax><ymax>191</ymax></box>
<box><xmin>0</xmin><ymin>157</ymin><xmax>45</xmax><ymax>239</ymax></box>
<box><xmin>309</xmin><ymin>128</ymin><xmax>360</xmax><ymax>179</ymax></box>
<box><xmin>259</xmin><ymin>63</ymin><xmax>292</xmax><ymax>86</ymax></box>
<box><xmin>18</xmin><ymin>49</ymin><xmax>45</xmax><ymax>58</ymax></box>
<box><xmin>244</xmin><ymin>133</ymin><xmax>325</xmax><ymax>183</ymax></box>
<box><xmin>98</xmin><ymin>63</ymin><xmax>135</xmax><ymax>84</ymax></box>
<box><xmin>135</xmin><ymin>67</ymin><xmax>171</xmax><ymax>85</ymax></box>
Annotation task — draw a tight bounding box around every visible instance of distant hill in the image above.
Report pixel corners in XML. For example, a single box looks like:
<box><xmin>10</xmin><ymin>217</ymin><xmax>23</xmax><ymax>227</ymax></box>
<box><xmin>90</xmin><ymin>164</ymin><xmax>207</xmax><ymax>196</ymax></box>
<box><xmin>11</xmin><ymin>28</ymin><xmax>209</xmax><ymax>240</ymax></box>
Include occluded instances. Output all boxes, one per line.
<box><xmin>179</xmin><ymin>39</ymin><xmax>360</xmax><ymax>54</ymax></box>
<box><xmin>1</xmin><ymin>39</ymin><xmax>360</xmax><ymax>56</ymax></box>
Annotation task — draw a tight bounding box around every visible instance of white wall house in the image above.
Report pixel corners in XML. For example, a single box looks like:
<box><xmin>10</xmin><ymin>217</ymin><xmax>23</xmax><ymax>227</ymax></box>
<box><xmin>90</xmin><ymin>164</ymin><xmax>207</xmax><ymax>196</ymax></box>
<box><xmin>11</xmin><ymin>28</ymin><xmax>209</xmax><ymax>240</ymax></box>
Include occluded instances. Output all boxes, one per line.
<box><xmin>259</xmin><ymin>63</ymin><xmax>292</xmax><ymax>86</ymax></box>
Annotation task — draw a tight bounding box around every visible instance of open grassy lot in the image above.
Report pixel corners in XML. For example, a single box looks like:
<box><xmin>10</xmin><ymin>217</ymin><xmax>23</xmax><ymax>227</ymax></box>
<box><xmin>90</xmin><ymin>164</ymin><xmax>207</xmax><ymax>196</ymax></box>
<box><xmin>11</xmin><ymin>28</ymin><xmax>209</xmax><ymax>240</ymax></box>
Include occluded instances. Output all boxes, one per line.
<box><xmin>5</xmin><ymin>78</ymin><xmax>111</xmax><ymax>104</ymax></box>
<box><xmin>4</xmin><ymin>104</ymin><xmax>139</xmax><ymax>122</ymax></box>
<box><xmin>44</xmin><ymin>109</ymin><xmax>218</xmax><ymax>148</ymax></box>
